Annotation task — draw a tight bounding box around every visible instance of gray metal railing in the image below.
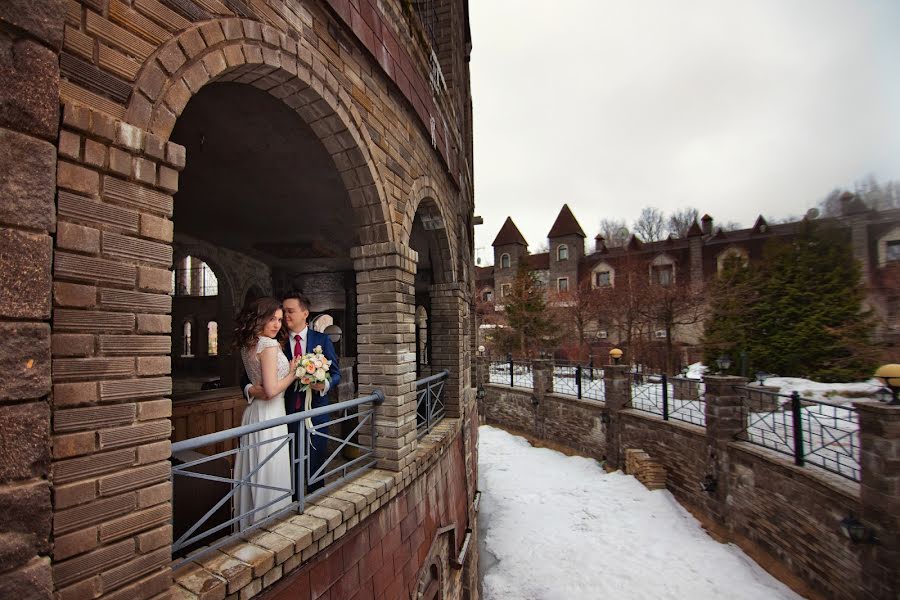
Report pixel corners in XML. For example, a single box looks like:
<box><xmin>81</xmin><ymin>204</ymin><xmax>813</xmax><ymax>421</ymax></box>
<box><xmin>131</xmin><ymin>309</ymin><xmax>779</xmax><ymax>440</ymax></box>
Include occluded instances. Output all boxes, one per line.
<box><xmin>171</xmin><ymin>390</ymin><xmax>384</xmax><ymax>567</ymax></box>
<box><xmin>552</xmin><ymin>361</ymin><xmax>605</xmax><ymax>401</ymax></box>
<box><xmin>416</xmin><ymin>369</ymin><xmax>449</xmax><ymax>437</ymax></box>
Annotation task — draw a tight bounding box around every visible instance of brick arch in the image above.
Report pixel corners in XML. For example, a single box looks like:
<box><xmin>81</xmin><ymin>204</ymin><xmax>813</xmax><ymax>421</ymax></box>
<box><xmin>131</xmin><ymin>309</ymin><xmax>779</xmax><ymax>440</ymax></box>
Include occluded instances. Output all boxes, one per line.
<box><xmin>403</xmin><ymin>176</ymin><xmax>457</xmax><ymax>284</ymax></box>
<box><xmin>124</xmin><ymin>18</ymin><xmax>393</xmax><ymax>245</ymax></box>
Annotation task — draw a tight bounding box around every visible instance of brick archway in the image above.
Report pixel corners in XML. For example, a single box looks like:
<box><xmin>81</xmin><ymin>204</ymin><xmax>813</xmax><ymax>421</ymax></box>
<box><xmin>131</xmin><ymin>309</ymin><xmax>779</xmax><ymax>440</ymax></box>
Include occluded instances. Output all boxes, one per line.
<box><xmin>404</xmin><ymin>175</ymin><xmax>456</xmax><ymax>284</ymax></box>
<box><xmin>124</xmin><ymin>19</ymin><xmax>393</xmax><ymax>246</ymax></box>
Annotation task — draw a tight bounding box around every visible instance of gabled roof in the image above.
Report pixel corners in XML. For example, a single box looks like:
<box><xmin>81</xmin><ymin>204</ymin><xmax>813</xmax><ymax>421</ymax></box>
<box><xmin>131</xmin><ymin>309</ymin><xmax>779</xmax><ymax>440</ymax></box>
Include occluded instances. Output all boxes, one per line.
<box><xmin>492</xmin><ymin>217</ymin><xmax>528</xmax><ymax>247</ymax></box>
<box><xmin>687</xmin><ymin>220</ymin><xmax>703</xmax><ymax>237</ymax></box>
<box><xmin>547</xmin><ymin>204</ymin><xmax>586</xmax><ymax>238</ymax></box>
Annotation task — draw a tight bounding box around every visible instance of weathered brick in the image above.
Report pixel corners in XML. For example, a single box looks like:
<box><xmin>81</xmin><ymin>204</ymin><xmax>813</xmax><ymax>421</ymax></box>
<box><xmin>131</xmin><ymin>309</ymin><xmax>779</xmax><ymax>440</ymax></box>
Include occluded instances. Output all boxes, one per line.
<box><xmin>0</xmin><ymin>401</ymin><xmax>50</xmax><ymax>482</ymax></box>
<box><xmin>0</xmin><ymin>31</ymin><xmax>59</xmax><ymax>140</ymax></box>
<box><xmin>137</xmin><ymin>356</ymin><xmax>171</xmax><ymax>376</ymax></box>
<box><xmin>57</xmin><ymin>161</ymin><xmax>100</xmax><ymax>195</ymax></box>
<box><xmin>58</xmin><ymin>129</ymin><xmax>80</xmax><ymax>159</ymax></box>
<box><xmin>165</xmin><ymin>142</ymin><xmax>185</xmax><ymax>169</ymax></box>
<box><xmin>109</xmin><ymin>145</ymin><xmax>132</xmax><ymax>176</ymax></box>
<box><xmin>136</xmin><ymin>524</ymin><xmax>171</xmax><ymax>553</ymax></box>
<box><xmin>138</xmin><ymin>214</ymin><xmax>174</xmax><ymax>244</ymax></box>
<box><xmin>0</xmin><ymin>556</ymin><xmax>53</xmax><ymax>600</ymax></box>
<box><xmin>0</xmin><ymin>322</ymin><xmax>51</xmax><ymax>402</ymax></box>
<box><xmin>136</xmin><ymin>481</ymin><xmax>170</xmax><ymax>509</ymax></box>
<box><xmin>138</xmin><ymin>266</ymin><xmax>173</xmax><ymax>293</ymax></box>
<box><xmin>57</xmin><ymin>221</ymin><xmax>100</xmax><ymax>254</ymax></box>
<box><xmin>136</xmin><ymin>313</ymin><xmax>172</xmax><ymax>333</ymax></box>
<box><xmin>53</xmin><ymin>479</ymin><xmax>96</xmax><ymax>510</ymax></box>
<box><xmin>134</xmin><ymin>156</ymin><xmax>157</xmax><ymax>185</ymax></box>
<box><xmin>56</xmin><ymin>575</ymin><xmax>101</xmax><ymax>600</ymax></box>
<box><xmin>52</xmin><ymin>282</ymin><xmax>96</xmax><ymax>308</ymax></box>
<box><xmin>53</xmin><ymin>527</ymin><xmax>98</xmax><ymax>561</ymax></box>
<box><xmin>136</xmin><ymin>399</ymin><xmax>171</xmax><ymax>421</ymax></box>
<box><xmin>0</xmin><ymin>479</ymin><xmax>50</xmax><ymax>570</ymax></box>
<box><xmin>51</xmin><ymin>333</ymin><xmax>94</xmax><ymax>357</ymax></box>
<box><xmin>100</xmin><ymin>502</ymin><xmax>170</xmax><ymax>543</ymax></box>
<box><xmin>53</xmin><ymin>381</ymin><xmax>99</xmax><ymax>407</ymax></box>
<box><xmin>115</xmin><ymin>122</ymin><xmax>144</xmax><ymax>152</ymax></box>
<box><xmin>158</xmin><ymin>164</ymin><xmax>179</xmax><ymax>192</ymax></box>
<box><xmin>0</xmin><ymin>228</ymin><xmax>52</xmax><ymax>320</ymax></box>
<box><xmin>52</xmin><ymin>431</ymin><xmax>96</xmax><ymax>459</ymax></box>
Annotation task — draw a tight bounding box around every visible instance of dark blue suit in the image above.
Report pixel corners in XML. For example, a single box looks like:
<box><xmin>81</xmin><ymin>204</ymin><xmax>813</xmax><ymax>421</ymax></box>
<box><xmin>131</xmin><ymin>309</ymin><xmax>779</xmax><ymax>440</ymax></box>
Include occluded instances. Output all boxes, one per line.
<box><xmin>241</xmin><ymin>329</ymin><xmax>340</xmax><ymax>496</ymax></box>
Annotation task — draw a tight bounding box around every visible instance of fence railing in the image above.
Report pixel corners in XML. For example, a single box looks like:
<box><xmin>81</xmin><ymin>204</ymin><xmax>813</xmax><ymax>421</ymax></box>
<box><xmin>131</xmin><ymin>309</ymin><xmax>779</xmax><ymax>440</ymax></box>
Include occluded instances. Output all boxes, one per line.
<box><xmin>416</xmin><ymin>370</ymin><xmax>449</xmax><ymax>437</ymax></box>
<box><xmin>552</xmin><ymin>362</ymin><xmax>605</xmax><ymax>401</ymax></box>
<box><xmin>488</xmin><ymin>358</ymin><xmax>534</xmax><ymax>388</ymax></box>
<box><xmin>733</xmin><ymin>386</ymin><xmax>860</xmax><ymax>482</ymax></box>
<box><xmin>629</xmin><ymin>374</ymin><xmax>707</xmax><ymax>426</ymax></box>
<box><xmin>170</xmin><ymin>390</ymin><xmax>384</xmax><ymax>567</ymax></box>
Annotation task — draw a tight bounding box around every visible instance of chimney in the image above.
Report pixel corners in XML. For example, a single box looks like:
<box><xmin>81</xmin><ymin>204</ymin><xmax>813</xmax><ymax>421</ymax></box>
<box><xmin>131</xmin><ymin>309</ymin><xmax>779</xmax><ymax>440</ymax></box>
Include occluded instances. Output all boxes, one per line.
<box><xmin>594</xmin><ymin>234</ymin><xmax>606</xmax><ymax>253</ymax></box>
<box><xmin>701</xmin><ymin>214</ymin><xmax>713</xmax><ymax>236</ymax></box>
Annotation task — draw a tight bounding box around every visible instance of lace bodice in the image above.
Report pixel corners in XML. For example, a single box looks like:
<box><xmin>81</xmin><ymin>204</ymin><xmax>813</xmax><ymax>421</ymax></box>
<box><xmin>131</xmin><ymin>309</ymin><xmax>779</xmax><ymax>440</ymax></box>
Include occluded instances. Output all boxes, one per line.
<box><xmin>241</xmin><ymin>336</ymin><xmax>290</xmax><ymax>388</ymax></box>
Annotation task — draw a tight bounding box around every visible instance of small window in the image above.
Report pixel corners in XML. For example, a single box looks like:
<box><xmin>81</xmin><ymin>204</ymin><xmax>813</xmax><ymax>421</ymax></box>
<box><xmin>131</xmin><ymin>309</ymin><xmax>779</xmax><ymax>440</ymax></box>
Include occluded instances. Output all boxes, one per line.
<box><xmin>557</xmin><ymin>244</ymin><xmax>569</xmax><ymax>261</ymax></box>
<box><xmin>500</xmin><ymin>253</ymin><xmax>511</xmax><ymax>269</ymax></box>
<box><xmin>887</xmin><ymin>240</ymin><xmax>900</xmax><ymax>263</ymax></box>
<box><xmin>655</xmin><ymin>329</ymin><xmax>667</xmax><ymax>339</ymax></box>
<box><xmin>182</xmin><ymin>321</ymin><xmax>193</xmax><ymax>357</ymax></box>
<box><xmin>596</xmin><ymin>271</ymin><xmax>611</xmax><ymax>287</ymax></box>
<box><xmin>557</xmin><ymin>277</ymin><xmax>569</xmax><ymax>292</ymax></box>
<box><xmin>597</xmin><ymin>330</ymin><xmax>608</xmax><ymax>339</ymax></box>
<box><xmin>501</xmin><ymin>283</ymin><xmax>511</xmax><ymax>297</ymax></box>
<box><xmin>207</xmin><ymin>321</ymin><xmax>218</xmax><ymax>356</ymax></box>
<box><xmin>483</xmin><ymin>290</ymin><xmax>493</xmax><ymax>302</ymax></box>
<box><xmin>652</xmin><ymin>264</ymin><xmax>674</xmax><ymax>286</ymax></box>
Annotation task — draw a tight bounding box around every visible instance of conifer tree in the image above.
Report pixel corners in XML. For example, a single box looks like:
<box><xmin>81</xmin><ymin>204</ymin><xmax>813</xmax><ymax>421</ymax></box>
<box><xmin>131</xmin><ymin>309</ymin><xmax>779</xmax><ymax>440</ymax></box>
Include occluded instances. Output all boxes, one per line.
<box><xmin>499</xmin><ymin>263</ymin><xmax>560</xmax><ymax>356</ymax></box>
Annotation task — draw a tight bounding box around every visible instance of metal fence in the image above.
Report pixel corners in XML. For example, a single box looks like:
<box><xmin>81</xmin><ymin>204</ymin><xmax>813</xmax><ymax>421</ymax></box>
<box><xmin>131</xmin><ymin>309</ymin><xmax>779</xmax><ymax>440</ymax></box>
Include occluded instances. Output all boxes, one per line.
<box><xmin>552</xmin><ymin>361</ymin><xmax>605</xmax><ymax>401</ymax></box>
<box><xmin>488</xmin><ymin>358</ymin><xmax>534</xmax><ymax>388</ymax></box>
<box><xmin>417</xmin><ymin>370</ymin><xmax>449</xmax><ymax>437</ymax></box>
<box><xmin>629</xmin><ymin>374</ymin><xmax>706</xmax><ymax>426</ymax></box>
<box><xmin>170</xmin><ymin>390</ymin><xmax>384</xmax><ymax>567</ymax></box>
<box><xmin>733</xmin><ymin>386</ymin><xmax>860</xmax><ymax>482</ymax></box>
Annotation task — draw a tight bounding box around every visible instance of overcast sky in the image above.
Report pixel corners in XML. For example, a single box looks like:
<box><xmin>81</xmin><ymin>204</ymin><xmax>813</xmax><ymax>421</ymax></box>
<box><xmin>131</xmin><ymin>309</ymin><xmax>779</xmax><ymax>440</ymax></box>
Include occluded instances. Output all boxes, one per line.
<box><xmin>469</xmin><ymin>1</ymin><xmax>900</xmax><ymax>264</ymax></box>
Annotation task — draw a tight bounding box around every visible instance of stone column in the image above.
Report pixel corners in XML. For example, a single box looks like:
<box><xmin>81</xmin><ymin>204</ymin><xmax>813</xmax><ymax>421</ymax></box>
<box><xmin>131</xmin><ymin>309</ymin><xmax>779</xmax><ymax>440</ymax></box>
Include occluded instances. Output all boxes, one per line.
<box><xmin>689</xmin><ymin>235</ymin><xmax>703</xmax><ymax>291</ymax></box>
<box><xmin>703</xmin><ymin>376</ymin><xmax>747</xmax><ymax>522</ymax></box>
<box><xmin>352</xmin><ymin>242</ymin><xmax>418</xmax><ymax>472</ymax></box>
<box><xmin>530</xmin><ymin>359</ymin><xmax>552</xmax><ymax>439</ymax></box>
<box><xmin>429</xmin><ymin>282</ymin><xmax>468</xmax><ymax>418</ymax></box>
<box><xmin>602</xmin><ymin>365</ymin><xmax>630</xmax><ymax>470</ymax></box>
<box><xmin>855</xmin><ymin>401</ymin><xmax>900</xmax><ymax>600</ymax></box>
<box><xmin>0</xmin><ymin>4</ymin><xmax>63</xmax><ymax>597</ymax></box>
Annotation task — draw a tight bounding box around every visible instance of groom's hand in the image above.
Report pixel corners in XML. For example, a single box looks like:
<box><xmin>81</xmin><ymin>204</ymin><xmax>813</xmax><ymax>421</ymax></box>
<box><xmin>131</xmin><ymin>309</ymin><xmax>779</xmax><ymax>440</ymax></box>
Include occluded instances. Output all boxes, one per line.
<box><xmin>311</xmin><ymin>382</ymin><xmax>326</xmax><ymax>392</ymax></box>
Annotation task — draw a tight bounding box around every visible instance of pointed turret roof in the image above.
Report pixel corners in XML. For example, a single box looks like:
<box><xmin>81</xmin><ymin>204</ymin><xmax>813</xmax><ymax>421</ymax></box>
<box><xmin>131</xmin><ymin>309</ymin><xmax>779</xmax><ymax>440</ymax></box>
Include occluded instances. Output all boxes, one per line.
<box><xmin>687</xmin><ymin>220</ymin><xmax>703</xmax><ymax>237</ymax></box>
<box><xmin>492</xmin><ymin>217</ymin><xmax>528</xmax><ymax>247</ymax></box>
<box><xmin>752</xmin><ymin>215</ymin><xmax>769</xmax><ymax>234</ymax></box>
<box><xmin>547</xmin><ymin>204</ymin><xmax>586</xmax><ymax>238</ymax></box>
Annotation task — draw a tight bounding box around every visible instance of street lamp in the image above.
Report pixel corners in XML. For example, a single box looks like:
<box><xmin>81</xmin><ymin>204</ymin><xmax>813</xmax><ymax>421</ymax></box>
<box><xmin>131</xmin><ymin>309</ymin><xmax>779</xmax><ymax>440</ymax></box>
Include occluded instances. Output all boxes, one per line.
<box><xmin>874</xmin><ymin>363</ymin><xmax>900</xmax><ymax>405</ymax></box>
<box><xmin>839</xmin><ymin>514</ymin><xmax>877</xmax><ymax>544</ymax></box>
<box><xmin>716</xmin><ymin>355</ymin><xmax>732</xmax><ymax>373</ymax></box>
<box><xmin>755</xmin><ymin>371</ymin><xmax>768</xmax><ymax>386</ymax></box>
<box><xmin>609</xmin><ymin>348</ymin><xmax>623</xmax><ymax>365</ymax></box>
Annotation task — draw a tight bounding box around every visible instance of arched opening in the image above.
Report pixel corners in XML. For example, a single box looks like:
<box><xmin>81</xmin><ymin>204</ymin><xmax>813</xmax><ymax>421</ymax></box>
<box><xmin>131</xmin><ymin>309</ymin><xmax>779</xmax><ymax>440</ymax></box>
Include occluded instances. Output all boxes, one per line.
<box><xmin>416</xmin><ymin>305</ymin><xmax>430</xmax><ymax>377</ymax></box>
<box><xmin>500</xmin><ymin>253</ymin><xmax>510</xmax><ymax>269</ymax></box>
<box><xmin>557</xmin><ymin>244</ymin><xmax>569</xmax><ymax>261</ymax></box>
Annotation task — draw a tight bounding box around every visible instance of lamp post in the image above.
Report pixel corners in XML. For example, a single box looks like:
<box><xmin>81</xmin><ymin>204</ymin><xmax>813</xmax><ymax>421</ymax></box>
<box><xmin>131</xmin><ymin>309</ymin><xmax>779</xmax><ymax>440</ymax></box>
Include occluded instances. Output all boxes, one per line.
<box><xmin>609</xmin><ymin>348</ymin><xmax>623</xmax><ymax>365</ymax></box>
<box><xmin>874</xmin><ymin>363</ymin><xmax>900</xmax><ymax>405</ymax></box>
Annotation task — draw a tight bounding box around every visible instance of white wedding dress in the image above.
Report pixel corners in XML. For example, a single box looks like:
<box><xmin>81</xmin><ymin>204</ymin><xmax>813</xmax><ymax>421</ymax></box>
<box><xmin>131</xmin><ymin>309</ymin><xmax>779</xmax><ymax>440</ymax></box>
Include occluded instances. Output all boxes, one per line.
<box><xmin>233</xmin><ymin>336</ymin><xmax>293</xmax><ymax>529</ymax></box>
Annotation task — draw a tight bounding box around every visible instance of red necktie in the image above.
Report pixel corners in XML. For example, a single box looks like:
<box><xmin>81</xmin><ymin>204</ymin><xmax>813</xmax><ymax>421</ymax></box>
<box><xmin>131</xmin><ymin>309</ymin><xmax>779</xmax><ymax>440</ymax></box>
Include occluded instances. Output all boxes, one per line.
<box><xmin>293</xmin><ymin>333</ymin><xmax>303</xmax><ymax>358</ymax></box>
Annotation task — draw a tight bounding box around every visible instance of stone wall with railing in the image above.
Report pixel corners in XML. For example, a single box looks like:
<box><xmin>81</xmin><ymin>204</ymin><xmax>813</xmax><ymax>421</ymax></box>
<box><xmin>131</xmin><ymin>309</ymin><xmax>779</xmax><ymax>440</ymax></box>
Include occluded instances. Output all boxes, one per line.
<box><xmin>477</xmin><ymin>357</ymin><xmax>899</xmax><ymax>600</ymax></box>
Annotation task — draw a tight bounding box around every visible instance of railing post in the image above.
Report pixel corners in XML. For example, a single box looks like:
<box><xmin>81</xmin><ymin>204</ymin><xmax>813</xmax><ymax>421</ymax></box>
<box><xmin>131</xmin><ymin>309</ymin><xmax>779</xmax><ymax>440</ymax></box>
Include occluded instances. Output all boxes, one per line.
<box><xmin>297</xmin><ymin>419</ymin><xmax>306</xmax><ymax>508</ymax></box>
<box><xmin>602</xmin><ymin>364</ymin><xmax>631</xmax><ymax>470</ymax></box>
<box><xmin>790</xmin><ymin>391</ymin><xmax>804</xmax><ymax>467</ymax></box>
<box><xmin>576</xmin><ymin>365</ymin><xmax>582</xmax><ymax>399</ymax></box>
<box><xmin>661</xmin><ymin>374</ymin><xmax>669</xmax><ymax>420</ymax></box>
<box><xmin>508</xmin><ymin>353</ymin><xmax>514</xmax><ymax>388</ymax></box>
<box><xmin>703</xmin><ymin>376</ymin><xmax>748</xmax><ymax>523</ymax></box>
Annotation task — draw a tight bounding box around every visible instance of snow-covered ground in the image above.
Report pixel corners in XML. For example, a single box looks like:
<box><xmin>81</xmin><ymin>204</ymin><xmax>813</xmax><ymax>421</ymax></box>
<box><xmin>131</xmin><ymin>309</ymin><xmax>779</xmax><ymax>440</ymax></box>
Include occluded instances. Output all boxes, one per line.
<box><xmin>478</xmin><ymin>425</ymin><xmax>805</xmax><ymax>600</ymax></box>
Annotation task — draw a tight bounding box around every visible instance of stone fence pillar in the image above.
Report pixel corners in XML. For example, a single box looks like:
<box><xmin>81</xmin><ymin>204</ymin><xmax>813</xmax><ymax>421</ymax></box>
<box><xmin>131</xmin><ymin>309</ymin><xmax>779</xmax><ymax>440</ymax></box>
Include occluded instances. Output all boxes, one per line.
<box><xmin>531</xmin><ymin>358</ymin><xmax>552</xmax><ymax>400</ymax></box>
<box><xmin>352</xmin><ymin>242</ymin><xmax>418</xmax><ymax>472</ymax></box>
<box><xmin>702</xmin><ymin>376</ymin><xmax>747</xmax><ymax>522</ymax></box>
<box><xmin>602</xmin><ymin>365</ymin><xmax>631</xmax><ymax>470</ymax></box>
<box><xmin>855</xmin><ymin>401</ymin><xmax>900</xmax><ymax>600</ymax></box>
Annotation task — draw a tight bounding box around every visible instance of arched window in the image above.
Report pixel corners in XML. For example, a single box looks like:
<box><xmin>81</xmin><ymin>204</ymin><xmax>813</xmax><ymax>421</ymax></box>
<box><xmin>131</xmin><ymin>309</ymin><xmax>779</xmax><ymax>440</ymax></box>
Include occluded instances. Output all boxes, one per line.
<box><xmin>500</xmin><ymin>253</ymin><xmax>510</xmax><ymax>269</ymax></box>
<box><xmin>649</xmin><ymin>254</ymin><xmax>676</xmax><ymax>286</ymax></box>
<box><xmin>207</xmin><ymin>321</ymin><xmax>218</xmax><ymax>356</ymax></box>
<box><xmin>716</xmin><ymin>246</ymin><xmax>749</xmax><ymax>275</ymax></box>
<box><xmin>557</xmin><ymin>244</ymin><xmax>569</xmax><ymax>261</ymax></box>
<box><xmin>182</xmin><ymin>320</ymin><xmax>193</xmax><ymax>357</ymax></box>
<box><xmin>176</xmin><ymin>256</ymin><xmax>219</xmax><ymax>296</ymax></box>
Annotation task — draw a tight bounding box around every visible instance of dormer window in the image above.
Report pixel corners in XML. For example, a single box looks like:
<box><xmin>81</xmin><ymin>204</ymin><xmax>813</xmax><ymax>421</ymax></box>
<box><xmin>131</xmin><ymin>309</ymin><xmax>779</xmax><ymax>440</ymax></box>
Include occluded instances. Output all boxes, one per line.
<box><xmin>887</xmin><ymin>240</ymin><xmax>900</xmax><ymax>263</ymax></box>
<box><xmin>557</xmin><ymin>244</ymin><xmax>569</xmax><ymax>261</ymax></box>
<box><xmin>501</xmin><ymin>253</ymin><xmax>511</xmax><ymax>269</ymax></box>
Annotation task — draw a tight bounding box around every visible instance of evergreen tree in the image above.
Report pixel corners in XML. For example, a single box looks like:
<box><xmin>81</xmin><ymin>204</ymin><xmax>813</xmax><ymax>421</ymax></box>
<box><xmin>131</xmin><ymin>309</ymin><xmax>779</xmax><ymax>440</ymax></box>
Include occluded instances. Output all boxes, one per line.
<box><xmin>499</xmin><ymin>263</ymin><xmax>560</xmax><ymax>356</ymax></box>
<box><xmin>704</xmin><ymin>222</ymin><xmax>876</xmax><ymax>381</ymax></box>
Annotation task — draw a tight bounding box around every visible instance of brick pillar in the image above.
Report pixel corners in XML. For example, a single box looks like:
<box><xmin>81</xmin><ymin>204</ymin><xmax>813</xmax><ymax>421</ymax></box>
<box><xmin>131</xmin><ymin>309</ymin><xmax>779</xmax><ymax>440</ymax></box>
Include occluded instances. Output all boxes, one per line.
<box><xmin>855</xmin><ymin>401</ymin><xmax>900</xmax><ymax>600</ymax></box>
<box><xmin>689</xmin><ymin>235</ymin><xmax>703</xmax><ymax>291</ymax></box>
<box><xmin>49</xmin><ymin>105</ymin><xmax>181</xmax><ymax>600</ymax></box>
<box><xmin>352</xmin><ymin>242</ymin><xmax>418</xmax><ymax>472</ymax></box>
<box><xmin>703</xmin><ymin>376</ymin><xmax>747</xmax><ymax>522</ymax></box>
<box><xmin>531</xmin><ymin>359</ymin><xmax>552</xmax><ymax>399</ymax></box>
<box><xmin>429</xmin><ymin>282</ymin><xmax>467</xmax><ymax>418</ymax></box>
<box><xmin>602</xmin><ymin>365</ymin><xmax>630</xmax><ymax>470</ymax></box>
<box><xmin>0</xmin><ymin>3</ymin><xmax>63</xmax><ymax>598</ymax></box>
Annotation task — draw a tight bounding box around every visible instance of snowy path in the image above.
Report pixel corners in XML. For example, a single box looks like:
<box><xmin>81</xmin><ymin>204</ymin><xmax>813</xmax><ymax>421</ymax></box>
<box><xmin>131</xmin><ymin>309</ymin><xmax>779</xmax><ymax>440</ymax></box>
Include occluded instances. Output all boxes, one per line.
<box><xmin>477</xmin><ymin>426</ymin><xmax>805</xmax><ymax>600</ymax></box>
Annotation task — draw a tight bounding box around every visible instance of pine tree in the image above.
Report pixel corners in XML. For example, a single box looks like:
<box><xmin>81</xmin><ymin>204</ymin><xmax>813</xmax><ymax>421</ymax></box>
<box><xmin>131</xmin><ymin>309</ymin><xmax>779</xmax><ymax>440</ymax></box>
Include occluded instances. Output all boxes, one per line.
<box><xmin>703</xmin><ymin>222</ymin><xmax>877</xmax><ymax>381</ymax></box>
<box><xmin>500</xmin><ymin>263</ymin><xmax>560</xmax><ymax>356</ymax></box>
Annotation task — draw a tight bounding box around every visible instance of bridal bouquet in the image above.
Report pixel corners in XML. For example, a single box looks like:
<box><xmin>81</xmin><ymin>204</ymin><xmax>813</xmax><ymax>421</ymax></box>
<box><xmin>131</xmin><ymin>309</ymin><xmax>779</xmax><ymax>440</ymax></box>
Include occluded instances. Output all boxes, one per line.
<box><xmin>294</xmin><ymin>345</ymin><xmax>332</xmax><ymax>436</ymax></box>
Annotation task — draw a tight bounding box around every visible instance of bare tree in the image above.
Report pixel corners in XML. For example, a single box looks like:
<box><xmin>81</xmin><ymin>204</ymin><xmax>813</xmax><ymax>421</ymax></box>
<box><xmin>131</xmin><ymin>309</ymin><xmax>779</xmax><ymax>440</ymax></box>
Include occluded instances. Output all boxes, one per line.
<box><xmin>638</xmin><ymin>278</ymin><xmax>706</xmax><ymax>373</ymax></box>
<box><xmin>667</xmin><ymin>207</ymin><xmax>699</xmax><ymax>238</ymax></box>
<box><xmin>598</xmin><ymin>219</ymin><xmax>630</xmax><ymax>247</ymax></box>
<box><xmin>633</xmin><ymin>207</ymin><xmax>666</xmax><ymax>242</ymax></box>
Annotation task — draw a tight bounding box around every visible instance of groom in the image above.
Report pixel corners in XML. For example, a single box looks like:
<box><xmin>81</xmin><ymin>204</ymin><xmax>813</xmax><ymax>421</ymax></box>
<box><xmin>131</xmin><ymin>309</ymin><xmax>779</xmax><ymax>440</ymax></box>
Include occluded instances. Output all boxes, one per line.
<box><xmin>243</xmin><ymin>291</ymin><xmax>340</xmax><ymax>496</ymax></box>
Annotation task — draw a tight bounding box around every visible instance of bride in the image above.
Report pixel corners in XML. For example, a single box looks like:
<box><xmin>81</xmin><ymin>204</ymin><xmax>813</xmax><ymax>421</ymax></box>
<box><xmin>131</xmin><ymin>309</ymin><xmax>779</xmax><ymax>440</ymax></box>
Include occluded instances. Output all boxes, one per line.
<box><xmin>232</xmin><ymin>297</ymin><xmax>301</xmax><ymax>529</ymax></box>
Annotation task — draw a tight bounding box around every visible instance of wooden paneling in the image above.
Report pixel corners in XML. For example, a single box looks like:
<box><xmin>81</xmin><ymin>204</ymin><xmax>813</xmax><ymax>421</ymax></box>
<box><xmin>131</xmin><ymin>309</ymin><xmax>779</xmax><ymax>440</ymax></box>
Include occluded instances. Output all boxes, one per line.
<box><xmin>171</xmin><ymin>388</ymin><xmax>247</xmax><ymax>458</ymax></box>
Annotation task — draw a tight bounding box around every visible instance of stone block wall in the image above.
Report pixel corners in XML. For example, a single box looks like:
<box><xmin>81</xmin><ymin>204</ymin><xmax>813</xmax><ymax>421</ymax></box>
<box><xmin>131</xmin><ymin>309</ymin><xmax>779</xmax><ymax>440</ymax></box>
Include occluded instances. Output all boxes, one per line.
<box><xmin>0</xmin><ymin>2</ymin><xmax>63</xmax><ymax>598</ymax></box>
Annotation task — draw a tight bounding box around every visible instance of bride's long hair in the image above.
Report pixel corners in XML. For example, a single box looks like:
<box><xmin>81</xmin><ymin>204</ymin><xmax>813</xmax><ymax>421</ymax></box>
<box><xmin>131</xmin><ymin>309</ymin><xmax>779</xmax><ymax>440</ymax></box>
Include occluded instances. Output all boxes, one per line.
<box><xmin>233</xmin><ymin>297</ymin><xmax>285</xmax><ymax>349</ymax></box>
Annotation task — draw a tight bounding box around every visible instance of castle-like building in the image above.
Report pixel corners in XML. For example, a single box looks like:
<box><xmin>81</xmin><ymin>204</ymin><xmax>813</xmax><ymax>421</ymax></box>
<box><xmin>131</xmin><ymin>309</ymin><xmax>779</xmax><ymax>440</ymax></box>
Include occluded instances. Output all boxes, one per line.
<box><xmin>477</xmin><ymin>200</ymin><xmax>900</xmax><ymax>362</ymax></box>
